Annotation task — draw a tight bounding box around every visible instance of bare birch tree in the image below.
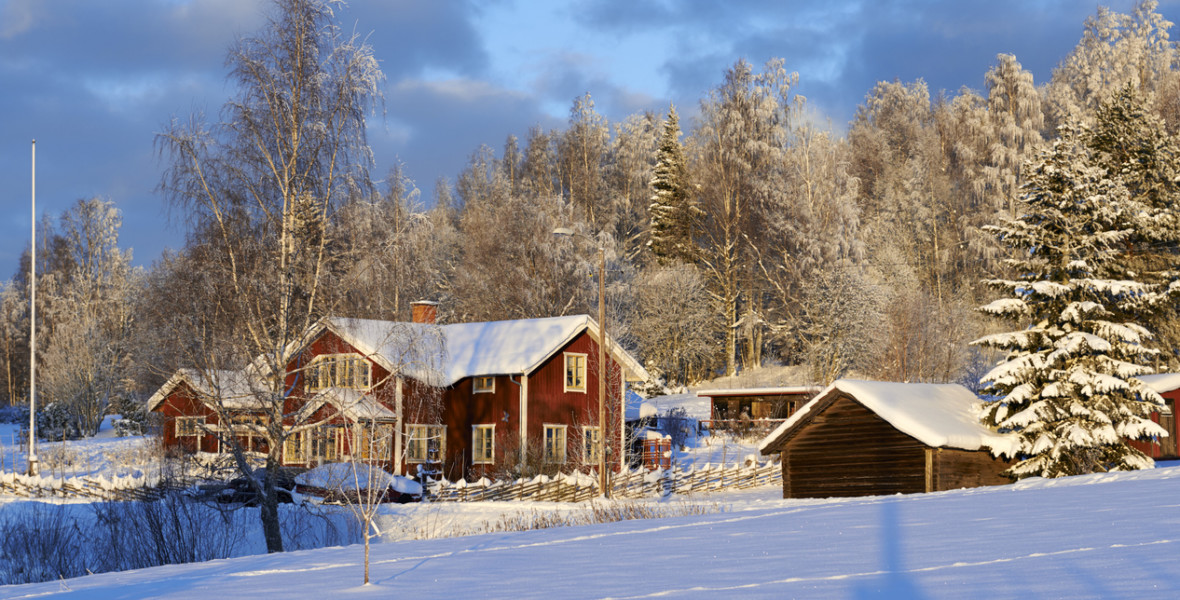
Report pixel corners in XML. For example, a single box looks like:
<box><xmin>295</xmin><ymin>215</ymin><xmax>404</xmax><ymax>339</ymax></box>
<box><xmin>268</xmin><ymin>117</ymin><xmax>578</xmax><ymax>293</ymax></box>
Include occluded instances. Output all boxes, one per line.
<box><xmin>156</xmin><ymin>0</ymin><xmax>382</xmax><ymax>553</ymax></box>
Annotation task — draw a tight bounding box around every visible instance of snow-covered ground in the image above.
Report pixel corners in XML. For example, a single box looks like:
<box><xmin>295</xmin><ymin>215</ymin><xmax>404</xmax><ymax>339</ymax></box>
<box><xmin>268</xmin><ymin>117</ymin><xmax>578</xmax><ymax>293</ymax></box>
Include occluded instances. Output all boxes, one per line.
<box><xmin>5</xmin><ymin>417</ymin><xmax>1180</xmax><ymax>597</ymax></box>
<box><xmin>0</xmin><ymin>418</ymin><xmax>161</xmax><ymax>483</ymax></box>
<box><xmin>5</xmin><ymin>464</ymin><xmax>1180</xmax><ymax>597</ymax></box>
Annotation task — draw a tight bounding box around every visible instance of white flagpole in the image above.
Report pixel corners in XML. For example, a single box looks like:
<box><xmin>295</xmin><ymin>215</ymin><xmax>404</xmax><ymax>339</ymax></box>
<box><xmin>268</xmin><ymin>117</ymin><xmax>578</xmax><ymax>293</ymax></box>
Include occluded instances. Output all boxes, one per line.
<box><xmin>28</xmin><ymin>139</ymin><xmax>37</xmax><ymax>476</ymax></box>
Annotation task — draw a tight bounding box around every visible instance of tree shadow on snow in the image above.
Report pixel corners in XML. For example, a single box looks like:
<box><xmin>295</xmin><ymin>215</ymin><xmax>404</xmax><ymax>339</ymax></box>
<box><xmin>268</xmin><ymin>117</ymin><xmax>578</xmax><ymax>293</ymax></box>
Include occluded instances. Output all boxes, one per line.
<box><xmin>851</xmin><ymin>498</ymin><xmax>928</xmax><ymax>600</ymax></box>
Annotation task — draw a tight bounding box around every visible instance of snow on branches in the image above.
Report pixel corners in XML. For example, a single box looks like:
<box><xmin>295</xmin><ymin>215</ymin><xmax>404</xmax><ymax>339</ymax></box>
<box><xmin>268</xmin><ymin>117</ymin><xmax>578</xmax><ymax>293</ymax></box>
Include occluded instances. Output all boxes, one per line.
<box><xmin>973</xmin><ymin>119</ymin><xmax>1175</xmax><ymax>479</ymax></box>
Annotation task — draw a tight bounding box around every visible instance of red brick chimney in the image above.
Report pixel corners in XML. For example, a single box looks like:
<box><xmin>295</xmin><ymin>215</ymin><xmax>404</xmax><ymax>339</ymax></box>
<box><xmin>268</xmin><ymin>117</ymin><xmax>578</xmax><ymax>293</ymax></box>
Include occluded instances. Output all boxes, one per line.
<box><xmin>411</xmin><ymin>301</ymin><xmax>438</xmax><ymax>324</ymax></box>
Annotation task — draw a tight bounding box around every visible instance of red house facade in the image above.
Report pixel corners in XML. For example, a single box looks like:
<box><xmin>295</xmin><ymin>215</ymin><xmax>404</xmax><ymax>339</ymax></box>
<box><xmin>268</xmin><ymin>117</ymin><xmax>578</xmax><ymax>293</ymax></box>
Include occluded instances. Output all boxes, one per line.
<box><xmin>148</xmin><ymin>309</ymin><xmax>651</xmax><ymax>481</ymax></box>
<box><xmin>1128</xmin><ymin>373</ymin><xmax>1180</xmax><ymax>460</ymax></box>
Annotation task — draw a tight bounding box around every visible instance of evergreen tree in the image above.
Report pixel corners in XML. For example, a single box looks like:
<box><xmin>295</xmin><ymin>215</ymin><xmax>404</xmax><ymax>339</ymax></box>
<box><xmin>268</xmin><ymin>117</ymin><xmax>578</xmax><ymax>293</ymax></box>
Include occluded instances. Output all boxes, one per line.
<box><xmin>647</xmin><ymin>105</ymin><xmax>698</xmax><ymax>263</ymax></box>
<box><xmin>1087</xmin><ymin>84</ymin><xmax>1180</xmax><ymax>367</ymax></box>
<box><xmin>973</xmin><ymin>123</ymin><xmax>1172</xmax><ymax>479</ymax></box>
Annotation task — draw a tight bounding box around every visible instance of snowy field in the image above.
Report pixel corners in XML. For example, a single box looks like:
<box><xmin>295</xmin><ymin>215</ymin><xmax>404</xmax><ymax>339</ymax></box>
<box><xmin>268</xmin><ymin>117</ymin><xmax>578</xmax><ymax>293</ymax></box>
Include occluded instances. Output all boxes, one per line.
<box><xmin>4</xmin><ymin>465</ymin><xmax>1180</xmax><ymax>598</ymax></box>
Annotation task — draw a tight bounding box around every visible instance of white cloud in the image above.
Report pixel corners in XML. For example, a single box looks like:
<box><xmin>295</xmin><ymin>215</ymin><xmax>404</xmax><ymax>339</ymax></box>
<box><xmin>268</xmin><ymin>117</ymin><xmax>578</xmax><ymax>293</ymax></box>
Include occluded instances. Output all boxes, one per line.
<box><xmin>0</xmin><ymin>0</ymin><xmax>38</xmax><ymax>39</ymax></box>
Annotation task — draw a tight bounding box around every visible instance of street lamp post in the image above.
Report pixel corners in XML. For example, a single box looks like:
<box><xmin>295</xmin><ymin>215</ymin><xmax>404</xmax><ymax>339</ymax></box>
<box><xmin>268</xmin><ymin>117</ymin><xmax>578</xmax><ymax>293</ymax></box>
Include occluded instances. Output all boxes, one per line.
<box><xmin>554</xmin><ymin>227</ymin><xmax>610</xmax><ymax>498</ymax></box>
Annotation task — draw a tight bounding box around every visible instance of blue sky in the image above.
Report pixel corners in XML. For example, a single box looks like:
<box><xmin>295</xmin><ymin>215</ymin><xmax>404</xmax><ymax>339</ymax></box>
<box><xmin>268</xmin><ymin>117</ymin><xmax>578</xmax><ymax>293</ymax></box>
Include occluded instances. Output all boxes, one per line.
<box><xmin>0</xmin><ymin>0</ymin><xmax>1174</xmax><ymax>278</ymax></box>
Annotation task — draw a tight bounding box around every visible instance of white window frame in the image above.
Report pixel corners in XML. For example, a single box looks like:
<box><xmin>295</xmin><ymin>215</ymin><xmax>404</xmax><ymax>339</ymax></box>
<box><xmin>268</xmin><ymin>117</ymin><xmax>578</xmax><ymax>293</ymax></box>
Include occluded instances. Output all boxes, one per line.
<box><xmin>406</xmin><ymin>424</ymin><xmax>446</xmax><ymax>464</ymax></box>
<box><xmin>582</xmin><ymin>426</ymin><xmax>601</xmax><ymax>464</ymax></box>
<box><xmin>544</xmin><ymin>424</ymin><xmax>567</xmax><ymax>463</ymax></box>
<box><xmin>473</xmin><ymin>376</ymin><xmax>495</xmax><ymax>394</ymax></box>
<box><xmin>564</xmin><ymin>353</ymin><xmax>587</xmax><ymax>393</ymax></box>
<box><xmin>356</xmin><ymin>423</ymin><xmax>393</xmax><ymax>461</ymax></box>
<box><xmin>175</xmin><ymin>416</ymin><xmax>204</xmax><ymax>437</ymax></box>
<box><xmin>472</xmin><ymin>424</ymin><xmax>495</xmax><ymax>464</ymax></box>
<box><xmin>229</xmin><ymin>414</ymin><xmax>263</xmax><ymax>452</ymax></box>
<box><xmin>284</xmin><ymin>429</ymin><xmax>306</xmax><ymax>464</ymax></box>
<box><xmin>310</xmin><ymin>425</ymin><xmax>338</xmax><ymax>462</ymax></box>
<box><xmin>306</xmin><ymin>353</ymin><xmax>371</xmax><ymax>392</ymax></box>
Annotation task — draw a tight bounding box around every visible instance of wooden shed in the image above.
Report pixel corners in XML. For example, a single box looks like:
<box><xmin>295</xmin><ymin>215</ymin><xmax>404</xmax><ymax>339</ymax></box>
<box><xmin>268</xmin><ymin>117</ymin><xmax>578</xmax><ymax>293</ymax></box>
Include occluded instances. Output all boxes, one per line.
<box><xmin>758</xmin><ymin>380</ymin><xmax>1016</xmax><ymax>499</ymax></box>
<box><xmin>698</xmin><ymin>386</ymin><xmax>821</xmax><ymax>433</ymax></box>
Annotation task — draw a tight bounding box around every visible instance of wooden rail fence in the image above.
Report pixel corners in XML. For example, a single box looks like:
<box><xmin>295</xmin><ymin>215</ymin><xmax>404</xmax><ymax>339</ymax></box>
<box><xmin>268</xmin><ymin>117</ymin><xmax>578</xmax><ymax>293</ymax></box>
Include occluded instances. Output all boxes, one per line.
<box><xmin>0</xmin><ymin>472</ymin><xmax>185</xmax><ymax>502</ymax></box>
<box><xmin>0</xmin><ymin>460</ymin><xmax>783</xmax><ymax>504</ymax></box>
<box><xmin>427</xmin><ymin>459</ymin><xmax>781</xmax><ymax>503</ymax></box>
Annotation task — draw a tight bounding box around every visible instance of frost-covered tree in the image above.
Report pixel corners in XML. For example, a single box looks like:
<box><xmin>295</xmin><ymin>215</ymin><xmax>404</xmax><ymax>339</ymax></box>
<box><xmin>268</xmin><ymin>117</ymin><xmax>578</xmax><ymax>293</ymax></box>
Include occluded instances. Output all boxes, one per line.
<box><xmin>1086</xmin><ymin>85</ymin><xmax>1180</xmax><ymax>366</ymax></box>
<box><xmin>983</xmin><ymin>54</ymin><xmax>1044</xmax><ymax>218</ymax></box>
<box><xmin>560</xmin><ymin>93</ymin><xmax>610</xmax><ymax>229</ymax></box>
<box><xmin>647</xmin><ymin>105</ymin><xmax>698</xmax><ymax>264</ymax></box>
<box><xmin>800</xmin><ymin>266</ymin><xmax>885</xmax><ymax>384</ymax></box>
<box><xmin>334</xmin><ymin>165</ymin><xmax>457</xmax><ymax>321</ymax></box>
<box><xmin>633</xmin><ymin>263</ymin><xmax>717</xmax><ymax>385</ymax></box>
<box><xmin>692</xmin><ymin>59</ymin><xmax>797</xmax><ymax>376</ymax></box>
<box><xmin>451</xmin><ymin>146</ymin><xmax>590</xmax><ymax>322</ymax></box>
<box><xmin>156</xmin><ymin>0</ymin><xmax>383</xmax><ymax>553</ymax></box>
<box><xmin>1047</xmin><ymin>0</ymin><xmax>1177</xmax><ymax>126</ymax></box>
<box><xmin>39</xmin><ymin>198</ymin><xmax>135</xmax><ymax>437</ymax></box>
<box><xmin>973</xmin><ymin>123</ymin><xmax>1172</xmax><ymax>479</ymax></box>
<box><xmin>608</xmin><ymin>111</ymin><xmax>659</xmax><ymax>260</ymax></box>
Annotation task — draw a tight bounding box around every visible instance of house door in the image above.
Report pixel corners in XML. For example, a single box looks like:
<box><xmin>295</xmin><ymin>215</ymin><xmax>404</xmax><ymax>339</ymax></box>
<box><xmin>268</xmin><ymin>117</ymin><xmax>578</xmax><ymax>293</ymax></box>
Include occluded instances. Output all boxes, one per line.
<box><xmin>1162</xmin><ymin>400</ymin><xmax>1177</xmax><ymax>458</ymax></box>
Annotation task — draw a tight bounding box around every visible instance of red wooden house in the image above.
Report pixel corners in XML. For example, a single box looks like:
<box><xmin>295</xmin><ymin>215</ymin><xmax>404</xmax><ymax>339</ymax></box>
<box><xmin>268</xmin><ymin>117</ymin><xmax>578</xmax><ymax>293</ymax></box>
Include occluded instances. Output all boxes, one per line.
<box><xmin>1128</xmin><ymin>373</ymin><xmax>1180</xmax><ymax>459</ymax></box>
<box><xmin>148</xmin><ymin>305</ymin><xmax>651</xmax><ymax>481</ymax></box>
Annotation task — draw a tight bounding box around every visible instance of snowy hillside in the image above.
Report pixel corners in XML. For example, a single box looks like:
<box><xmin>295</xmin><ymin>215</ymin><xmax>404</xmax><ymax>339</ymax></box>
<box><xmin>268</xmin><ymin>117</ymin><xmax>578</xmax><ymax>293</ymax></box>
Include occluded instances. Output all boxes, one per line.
<box><xmin>5</xmin><ymin>466</ymin><xmax>1180</xmax><ymax>598</ymax></box>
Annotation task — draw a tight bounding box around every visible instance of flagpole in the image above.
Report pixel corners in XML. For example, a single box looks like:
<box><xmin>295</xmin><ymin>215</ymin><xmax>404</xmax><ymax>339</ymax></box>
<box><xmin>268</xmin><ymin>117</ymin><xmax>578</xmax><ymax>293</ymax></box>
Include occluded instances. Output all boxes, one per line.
<box><xmin>28</xmin><ymin>139</ymin><xmax>37</xmax><ymax>476</ymax></box>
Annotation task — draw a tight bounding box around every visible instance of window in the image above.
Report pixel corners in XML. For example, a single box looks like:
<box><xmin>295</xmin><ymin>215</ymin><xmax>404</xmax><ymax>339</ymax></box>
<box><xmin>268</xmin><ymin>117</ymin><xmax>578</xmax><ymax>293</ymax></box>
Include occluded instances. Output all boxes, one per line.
<box><xmin>230</xmin><ymin>414</ymin><xmax>263</xmax><ymax>453</ymax></box>
<box><xmin>406</xmin><ymin>425</ymin><xmax>445</xmax><ymax>463</ymax></box>
<box><xmin>582</xmin><ymin>426</ymin><xmax>601</xmax><ymax>464</ymax></box>
<box><xmin>284</xmin><ymin>430</ymin><xmax>306</xmax><ymax>463</ymax></box>
<box><xmin>310</xmin><ymin>426</ymin><xmax>338</xmax><ymax>462</ymax></box>
<box><xmin>357</xmin><ymin>424</ymin><xmax>393</xmax><ymax>461</ymax></box>
<box><xmin>306</xmin><ymin>354</ymin><xmax>371</xmax><ymax>392</ymax></box>
<box><xmin>472</xmin><ymin>425</ymin><xmax>495</xmax><ymax>464</ymax></box>
<box><xmin>473</xmin><ymin>376</ymin><xmax>495</xmax><ymax>394</ymax></box>
<box><xmin>544</xmin><ymin>424</ymin><xmax>567</xmax><ymax>463</ymax></box>
<box><xmin>176</xmin><ymin>416</ymin><xmax>204</xmax><ymax>437</ymax></box>
<box><xmin>564</xmin><ymin>353</ymin><xmax>587</xmax><ymax>392</ymax></box>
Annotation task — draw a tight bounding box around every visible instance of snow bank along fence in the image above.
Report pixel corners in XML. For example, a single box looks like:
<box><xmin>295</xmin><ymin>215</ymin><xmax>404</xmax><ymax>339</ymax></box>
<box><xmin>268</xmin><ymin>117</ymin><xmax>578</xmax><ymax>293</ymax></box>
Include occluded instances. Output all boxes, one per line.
<box><xmin>426</xmin><ymin>459</ymin><xmax>782</xmax><ymax>502</ymax></box>
<box><xmin>0</xmin><ymin>471</ymin><xmax>184</xmax><ymax>501</ymax></box>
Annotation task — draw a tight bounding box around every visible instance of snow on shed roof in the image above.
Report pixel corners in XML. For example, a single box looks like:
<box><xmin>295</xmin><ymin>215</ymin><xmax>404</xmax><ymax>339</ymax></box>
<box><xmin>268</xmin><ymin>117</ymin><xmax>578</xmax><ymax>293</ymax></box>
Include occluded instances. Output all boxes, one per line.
<box><xmin>1135</xmin><ymin>373</ymin><xmax>1180</xmax><ymax>394</ymax></box>
<box><xmin>758</xmin><ymin>379</ymin><xmax>1017</xmax><ymax>457</ymax></box>
<box><xmin>326</xmin><ymin>314</ymin><xmax>650</xmax><ymax>387</ymax></box>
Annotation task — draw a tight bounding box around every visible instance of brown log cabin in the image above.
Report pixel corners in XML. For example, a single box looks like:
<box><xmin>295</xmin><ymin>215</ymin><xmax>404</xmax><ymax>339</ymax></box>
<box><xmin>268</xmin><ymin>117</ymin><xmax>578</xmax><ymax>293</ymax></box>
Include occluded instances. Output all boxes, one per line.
<box><xmin>148</xmin><ymin>304</ymin><xmax>651</xmax><ymax>481</ymax></box>
<box><xmin>759</xmin><ymin>380</ymin><xmax>1016</xmax><ymax>499</ymax></box>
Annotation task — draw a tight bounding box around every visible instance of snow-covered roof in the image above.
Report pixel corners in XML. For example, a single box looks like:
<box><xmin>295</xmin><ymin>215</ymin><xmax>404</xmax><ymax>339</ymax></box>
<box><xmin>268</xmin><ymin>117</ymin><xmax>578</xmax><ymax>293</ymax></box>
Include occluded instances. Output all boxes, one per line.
<box><xmin>624</xmin><ymin>389</ymin><xmax>650</xmax><ymax>421</ymax></box>
<box><xmin>697</xmin><ymin>386</ymin><xmax>821</xmax><ymax>397</ymax></box>
<box><xmin>295</xmin><ymin>463</ymin><xmax>421</xmax><ymax>495</ymax></box>
<box><xmin>325</xmin><ymin>314</ymin><xmax>650</xmax><ymax>387</ymax></box>
<box><xmin>1135</xmin><ymin>373</ymin><xmax>1180</xmax><ymax>395</ymax></box>
<box><xmin>294</xmin><ymin>388</ymin><xmax>398</xmax><ymax>423</ymax></box>
<box><xmin>146</xmin><ymin>369</ymin><xmax>266</xmax><ymax>412</ymax></box>
<box><xmin>644</xmin><ymin>392</ymin><xmax>711</xmax><ymax>421</ymax></box>
<box><xmin>758</xmin><ymin>379</ymin><xmax>1018</xmax><ymax>457</ymax></box>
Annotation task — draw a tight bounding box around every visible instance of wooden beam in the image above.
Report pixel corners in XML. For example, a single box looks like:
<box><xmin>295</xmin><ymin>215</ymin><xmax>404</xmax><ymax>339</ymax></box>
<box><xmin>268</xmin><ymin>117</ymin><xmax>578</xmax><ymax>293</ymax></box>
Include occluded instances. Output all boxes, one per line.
<box><xmin>924</xmin><ymin>447</ymin><xmax>933</xmax><ymax>493</ymax></box>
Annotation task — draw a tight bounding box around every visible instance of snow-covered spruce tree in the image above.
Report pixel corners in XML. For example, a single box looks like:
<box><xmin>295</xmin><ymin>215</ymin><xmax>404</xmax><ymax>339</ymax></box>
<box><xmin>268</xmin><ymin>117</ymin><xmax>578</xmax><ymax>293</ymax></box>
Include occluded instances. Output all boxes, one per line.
<box><xmin>1087</xmin><ymin>84</ymin><xmax>1180</xmax><ymax>367</ymax></box>
<box><xmin>647</xmin><ymin>104</ymin><xmax>699</xmax><ymax>264</ymax></box>
<box><xmin>973</xmin><ymin>123</ymin><xmax>1174</xmax><ymax>479</ymax></box>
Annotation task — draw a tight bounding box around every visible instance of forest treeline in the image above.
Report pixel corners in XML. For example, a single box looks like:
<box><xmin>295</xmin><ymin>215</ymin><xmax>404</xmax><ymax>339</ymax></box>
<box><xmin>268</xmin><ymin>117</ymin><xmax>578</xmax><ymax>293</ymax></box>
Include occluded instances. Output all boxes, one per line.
<box><xmin>1</xmin><ymin>0</ymin><xmax>1179</xmax><ymax>429</ymax></box>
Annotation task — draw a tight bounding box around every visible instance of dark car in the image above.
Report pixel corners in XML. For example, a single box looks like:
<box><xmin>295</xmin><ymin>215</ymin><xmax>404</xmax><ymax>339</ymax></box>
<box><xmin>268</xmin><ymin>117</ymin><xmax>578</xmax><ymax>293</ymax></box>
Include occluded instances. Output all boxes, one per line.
<box><xmin>215</xmin><ymin>469</ymin><xmax>296</xmax><ymax>506</ymax></box>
